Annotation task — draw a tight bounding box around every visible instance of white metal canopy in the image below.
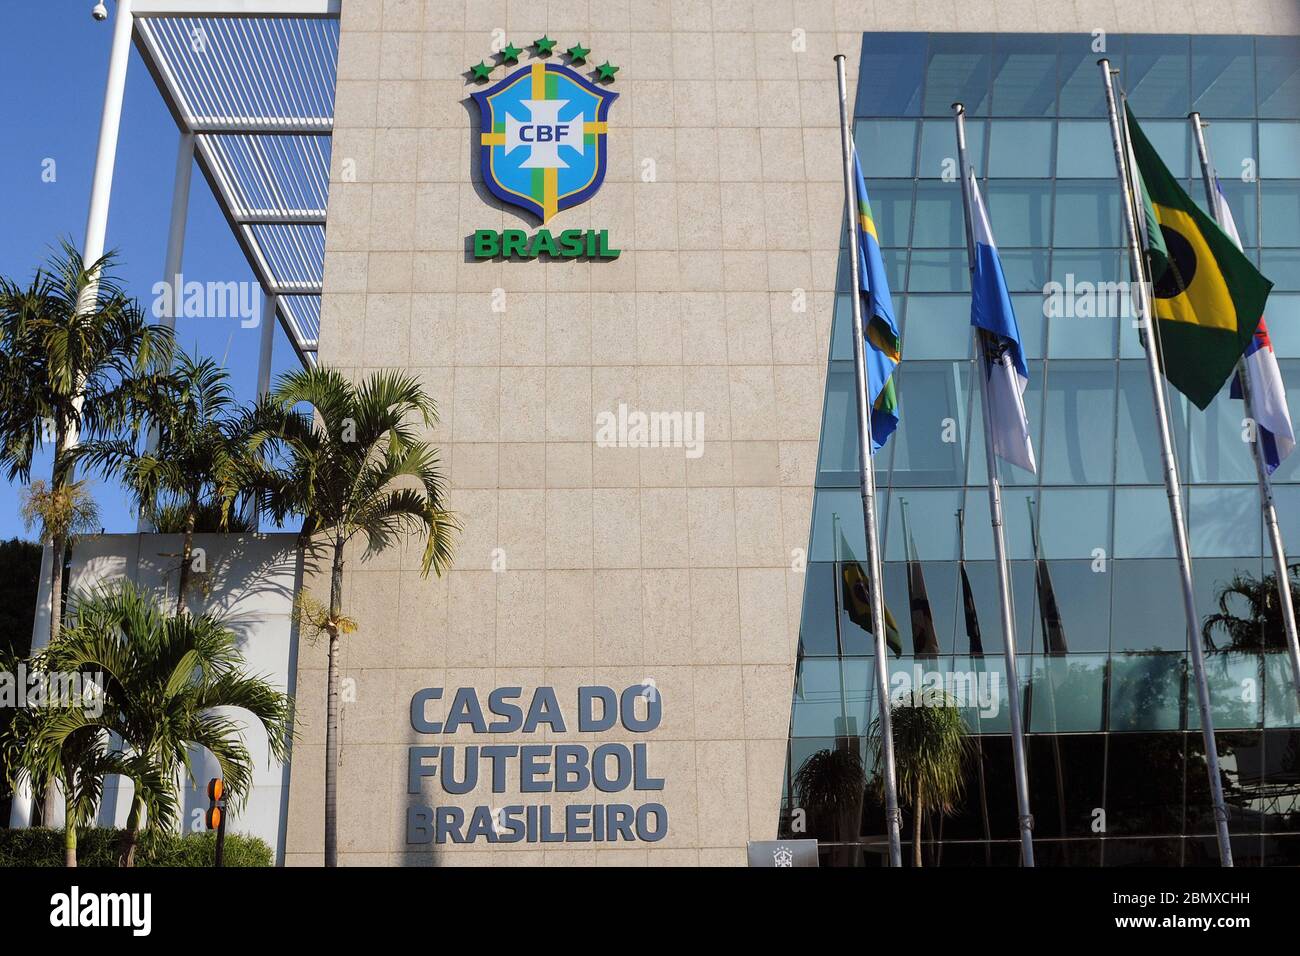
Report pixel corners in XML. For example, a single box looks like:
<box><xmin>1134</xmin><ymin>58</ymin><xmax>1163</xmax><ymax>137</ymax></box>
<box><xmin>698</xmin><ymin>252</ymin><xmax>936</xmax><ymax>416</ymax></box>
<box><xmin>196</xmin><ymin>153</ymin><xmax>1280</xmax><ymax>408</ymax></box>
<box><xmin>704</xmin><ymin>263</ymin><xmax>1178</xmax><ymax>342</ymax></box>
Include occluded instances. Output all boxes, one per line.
<box><xmin>131</xmin><ymin>0</ymin><xmax>340</xmax><ymax>363</ymax></box>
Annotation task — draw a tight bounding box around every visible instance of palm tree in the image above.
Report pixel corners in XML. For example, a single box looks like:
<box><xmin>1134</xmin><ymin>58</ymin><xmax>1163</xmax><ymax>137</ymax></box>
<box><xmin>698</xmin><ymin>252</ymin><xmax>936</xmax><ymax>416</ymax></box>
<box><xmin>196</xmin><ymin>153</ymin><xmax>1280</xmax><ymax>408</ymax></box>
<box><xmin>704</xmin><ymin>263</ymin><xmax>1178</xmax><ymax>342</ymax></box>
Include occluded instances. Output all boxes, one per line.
<box><xmin>0</xmin><ymin>242</ymin><xmax>172</xmax><ymax>644</ymax></box>
<box><xmin>75</xmin><ymin>352</ymin><xmax>259</xmax><ymax>613</ymax></box>
<box><xmin>1202</xmin><ymin>565</ymin><xmax>1300</xmax><ymax>651</ymax></box>
<box><xmin>250</xmin><ymin>367</ymin><xmax>457</xmax><ymax>866</ymax></box>
<box><xmin>0</xmin><ymin>669</ymin><xmax>174</xmax><ymax>867</ymax></box>
<box><xmin>37</xmin><ymin>582</ymin><xmax>293</xmax><ymax>866</ymax></box>
<box><xmin>793</xmin><ymin>746</ymin><xmax>866</xmax><ymax>864</ymax></box>
<box><xmin>870</xmin><ymin>689</ymin><xmax>971</xmax><ymax>867</ymax></box>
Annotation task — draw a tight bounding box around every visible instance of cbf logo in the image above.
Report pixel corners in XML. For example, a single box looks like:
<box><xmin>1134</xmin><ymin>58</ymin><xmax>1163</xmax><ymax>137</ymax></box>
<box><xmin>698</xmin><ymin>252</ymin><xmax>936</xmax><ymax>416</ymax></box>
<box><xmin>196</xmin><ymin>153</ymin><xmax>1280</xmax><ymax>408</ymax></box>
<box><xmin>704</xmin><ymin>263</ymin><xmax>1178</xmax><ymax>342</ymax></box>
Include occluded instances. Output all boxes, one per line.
<box><xmin>470</xmin><ymin>40</ymin><xmax>617</xmax><ymax>224</ymax></box>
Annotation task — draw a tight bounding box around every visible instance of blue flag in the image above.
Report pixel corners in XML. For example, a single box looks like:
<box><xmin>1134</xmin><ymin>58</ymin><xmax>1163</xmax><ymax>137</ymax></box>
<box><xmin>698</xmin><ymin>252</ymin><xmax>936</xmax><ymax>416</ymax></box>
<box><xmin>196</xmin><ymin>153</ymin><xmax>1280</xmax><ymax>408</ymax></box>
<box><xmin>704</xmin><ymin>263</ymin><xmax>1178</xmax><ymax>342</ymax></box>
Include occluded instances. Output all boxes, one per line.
<box><xmin>853</xmin><ymin>150</ymin><xmax>901</xmax><ymax>450</ymax></box>
<box><xmin>967</xmin><ymin>169</ymin><xmax>1036</xmax><ymax>473</ymax></box>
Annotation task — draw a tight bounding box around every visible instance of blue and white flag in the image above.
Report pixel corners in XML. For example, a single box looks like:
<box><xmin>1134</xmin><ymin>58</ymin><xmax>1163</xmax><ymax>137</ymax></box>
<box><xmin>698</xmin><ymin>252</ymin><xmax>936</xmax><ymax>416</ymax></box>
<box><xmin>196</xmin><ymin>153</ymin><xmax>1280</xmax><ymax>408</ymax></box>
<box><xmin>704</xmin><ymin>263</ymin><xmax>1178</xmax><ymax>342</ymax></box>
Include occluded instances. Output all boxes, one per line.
<box><xmin>968</xmin><ymin>170</ymin><xmax>1036</xmax><ymax>473</ymax></box>
<box><xmin>1218</xmin><ymin>180</ymin><xmax>1295</xmax><ymax>472</ymax></box>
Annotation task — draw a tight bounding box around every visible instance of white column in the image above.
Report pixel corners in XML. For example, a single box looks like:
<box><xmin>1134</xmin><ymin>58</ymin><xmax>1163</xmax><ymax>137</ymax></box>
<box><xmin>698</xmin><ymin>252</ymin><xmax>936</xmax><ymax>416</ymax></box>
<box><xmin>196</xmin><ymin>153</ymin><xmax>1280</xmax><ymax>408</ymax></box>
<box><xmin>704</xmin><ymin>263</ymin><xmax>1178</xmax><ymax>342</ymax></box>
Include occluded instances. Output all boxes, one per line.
<box><xmin>75</xmin><ymin>0</ymin><xmax>135</xmax><ymax>318</ymax></box>
<box><xmin>160</xmin><ymin>131</ymin><xmax>195</xmax><ymax>332</ymax></box>
<box><xmin>258</xmin><ymin>292</ymin><xmax>278</xmax><ymax>398</ymax></box>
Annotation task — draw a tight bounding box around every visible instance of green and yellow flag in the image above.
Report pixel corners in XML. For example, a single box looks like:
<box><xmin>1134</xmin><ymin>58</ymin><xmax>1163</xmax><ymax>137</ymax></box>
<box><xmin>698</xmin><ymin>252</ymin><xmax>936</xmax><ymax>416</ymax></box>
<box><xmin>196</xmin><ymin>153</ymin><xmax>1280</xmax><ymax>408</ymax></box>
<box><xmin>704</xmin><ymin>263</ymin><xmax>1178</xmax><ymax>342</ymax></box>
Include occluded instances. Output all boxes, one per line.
<box><xmin>1125</xmin><ymin>104</ymin><xmax>1273</xmax><ymax>409</ymax></box>
<box><xmin>838</xmin><ymin>529</ymin><xmax>902</xmax><ymax>657</ymax></box>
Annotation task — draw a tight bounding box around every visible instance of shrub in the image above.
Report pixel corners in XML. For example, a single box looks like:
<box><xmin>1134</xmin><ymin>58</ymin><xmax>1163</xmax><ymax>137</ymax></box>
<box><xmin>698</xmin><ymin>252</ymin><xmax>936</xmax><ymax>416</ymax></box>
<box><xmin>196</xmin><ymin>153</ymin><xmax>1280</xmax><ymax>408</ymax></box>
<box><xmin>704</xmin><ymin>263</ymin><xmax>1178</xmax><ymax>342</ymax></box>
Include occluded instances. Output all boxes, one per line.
<box><xmin>0</xmin><ymin>827</ymin><xmax>273</xmax><ymax>867</ymax></box>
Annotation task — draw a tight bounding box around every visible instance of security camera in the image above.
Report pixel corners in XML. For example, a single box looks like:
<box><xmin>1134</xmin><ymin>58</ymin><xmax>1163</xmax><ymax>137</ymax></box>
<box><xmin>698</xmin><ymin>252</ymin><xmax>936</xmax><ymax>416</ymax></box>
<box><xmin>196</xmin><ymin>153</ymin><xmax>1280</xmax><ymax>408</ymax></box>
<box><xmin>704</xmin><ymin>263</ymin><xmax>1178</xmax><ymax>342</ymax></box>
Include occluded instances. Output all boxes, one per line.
<box><xmin>92</xmin><ymin>2</ymin><xmax>109</xmax><ymax>20</ymax></box>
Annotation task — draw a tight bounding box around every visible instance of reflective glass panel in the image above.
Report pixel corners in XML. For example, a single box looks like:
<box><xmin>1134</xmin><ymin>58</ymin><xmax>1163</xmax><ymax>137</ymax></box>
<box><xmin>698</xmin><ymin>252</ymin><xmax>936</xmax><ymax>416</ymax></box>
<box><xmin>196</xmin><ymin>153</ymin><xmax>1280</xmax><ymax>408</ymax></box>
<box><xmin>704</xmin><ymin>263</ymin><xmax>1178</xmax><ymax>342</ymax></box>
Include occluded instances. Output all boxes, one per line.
<box><xmin>855</xmin><ymin>119</ymin><xmax>918</xmax><ymax>178</ymax></box>
<box><xmin>1041</xmin><ymin>361</ymin><xmax>1116</xmax><ymax>484</ymax></box>
<box><xmin>987</xmin><ymin>120</ymin><xmax>1054</xmax><ymax>177</ymax></box>
<box><xmin>1192</xmin><ymin>35</ymin><xmax>1255</xmax><ymax>117</ymax></box>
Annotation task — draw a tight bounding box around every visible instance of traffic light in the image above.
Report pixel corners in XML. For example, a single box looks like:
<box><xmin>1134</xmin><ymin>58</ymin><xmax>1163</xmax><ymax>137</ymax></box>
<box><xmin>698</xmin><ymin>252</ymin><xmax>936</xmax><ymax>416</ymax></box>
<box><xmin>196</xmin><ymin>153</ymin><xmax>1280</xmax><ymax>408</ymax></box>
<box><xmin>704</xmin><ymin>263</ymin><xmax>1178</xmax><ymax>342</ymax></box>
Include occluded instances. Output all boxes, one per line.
<box><xmin>207</xmin><ymin>778</ymin><xmax>227</xmax><ymax>867</ymax></box>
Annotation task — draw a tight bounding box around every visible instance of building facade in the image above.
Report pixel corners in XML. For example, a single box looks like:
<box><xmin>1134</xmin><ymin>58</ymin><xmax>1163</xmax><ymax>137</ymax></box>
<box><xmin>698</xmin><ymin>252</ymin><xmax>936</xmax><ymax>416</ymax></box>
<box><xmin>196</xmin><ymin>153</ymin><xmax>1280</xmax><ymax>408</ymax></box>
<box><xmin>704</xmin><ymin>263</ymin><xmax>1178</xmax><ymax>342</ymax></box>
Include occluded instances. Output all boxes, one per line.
<box><xmin>282</xmin><ymin>0</ymin><xmax>1300</xmax><ymax>866</ymax></box>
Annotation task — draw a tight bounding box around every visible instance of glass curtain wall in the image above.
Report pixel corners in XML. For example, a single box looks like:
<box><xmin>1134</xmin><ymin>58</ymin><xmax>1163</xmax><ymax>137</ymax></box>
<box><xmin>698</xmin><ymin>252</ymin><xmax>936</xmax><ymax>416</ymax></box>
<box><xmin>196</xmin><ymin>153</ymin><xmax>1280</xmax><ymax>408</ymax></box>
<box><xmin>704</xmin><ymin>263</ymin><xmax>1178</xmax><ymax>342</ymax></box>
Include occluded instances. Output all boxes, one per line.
<box><xmin>782</xmin><ymin>32</ymin><xmax>1300</xmax><ymax>866</ymax></box>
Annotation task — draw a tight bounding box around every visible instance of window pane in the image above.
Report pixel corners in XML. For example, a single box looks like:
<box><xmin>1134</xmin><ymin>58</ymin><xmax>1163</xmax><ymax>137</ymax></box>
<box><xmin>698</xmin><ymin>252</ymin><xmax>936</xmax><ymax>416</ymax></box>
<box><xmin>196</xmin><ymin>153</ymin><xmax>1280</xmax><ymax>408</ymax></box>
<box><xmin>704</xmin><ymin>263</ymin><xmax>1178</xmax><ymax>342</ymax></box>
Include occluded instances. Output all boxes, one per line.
<box><xmin>1041</xmin><ymin>361</ymin><xmax>1116</xmax><ymax>484</ymax></box>
<box><xmin>1264</xmin><ymin>657</ymin><xmax>1300</xmax><ymax>729</ymax></box>
<box><xmin>990</xmin><ymin>35</ymin><xmax>1057</xmax><ymax>117</ymax></box>
<box><xmin>1114</xmin><ymin>490</ymin><xmax>1176</xmax><ymax>558</ymax></box>
<box><xmin>1260</xmin><ymin>122</ymin><xmax>1300</xmax><ymax>179</ymax></box>
<box><xmin>1190</xmin><ymin>658</ymin><xmax>1258</xmax><ymax>733</ymax></box>
<box><xmin>1059</xmin><ymin>40</ymin><xmax>1109</xmax><ymax>118</ymax></box>
<box><xmin>911</xmin><ymin>182</ymin><xmax>966</xmax><ymax>248</ymax></box>
<box><xmin>1056</xmin><ymin>121</ymin><xmax>1118</xmax><ymax>177</ymax></box>
<box><xmin>1204</xmin><ymin>122</ymin><xmax>1255</xmax><ymax>189</ymax></box>
<box><xmin>987</xmin><ymin>120</ymin><xmax>1054</xmax><ymax>177</ymax></box>
<box><xmin>889</xmin><ymin>368</ymin><xmax>972</xmax><ymax>486</ymax></box>
<box><xmin>1261</xmin><ymin>182</ymin><xmax>1300</xmax><ymax>247</ymax></box>
<box><xmin>1054</xmin><ymin>179</ymin><xmax>1123</xmax><ymax>246</ymax></box>
<box><xmin>1026</xmin><ymin>734</ymin><xmax>1106</xmax><ymax>840</ymax></box>
<box><xmin>1186</xmin><ymin>396</ymin><xmax>1256</xmax><ymax>484</ymax></box>
<box><xmin>1142</xmin><ymin>120</ymin><xmax>1191</xmax><ymax>178</ymax></box>
<box><xmin>1025</xmin><ymin>557</ymin><xmax>1112</xmax><ymax>653</ymax></box>
<box><xmin>790</xmin><ymin>659</ymin><xmax>874</xmax><ymax>737</ymax></box>
<box><xmin>1110</xmin><ymin>657</ymin><xmax>1185</xmax><ymax>728</ymax></box>
<box><xmin>996</xmin><ymin>250</ymin><xmax>1049</xmax><ymax>292</ymax></box>
<box><xmin>1116</xmin><ymin>361</ymin><xmax>1191</xmax><ymax>484</ymax></box>
<box><xmin>918</xmin><ymin>118</ymin><xmax>984</xmax><ymax>178</ymax></box>
<box><xmin>1105</xmin><ymin>733</ymin><xmax>1185</xmax><ymax>832</ymax></box>
<box><xmin>862</xmin><ymin>181</ymin><xmax>915</xmax><ymax>247</ymax></box>
<box><xmin>1261</xmin><ymin>251</ymin><xmax>1300</xmax><ymax>291</ymax></box>
<box><xmin>1046</xmin><ymin>252</ymin><xmax>1124</xmax><ymax>359</ymax></box>
<box><xmin>883</xmin><ymin>489</ymin><xmax>963</xmax><ymax>561</ymax></box>
<box><xmin>984</xmin><ymin>179</ymin><xmax>1052</xmax><ymax>246</ymax></box>
<box><xmin>855</xmin><ymin>33</ymin><xmax>926</xmax><ymax>117</ymax></box>
<box><xmin>798</xmin><ymin>562</ymin><xmax>840</xmax><ymax>657</ymax></box>
<box><xmin>901</xmin><ymin>295</ymin><xmax>971</xmax><ymax>359</ymax></box>
<box><xmin>1039</xmin><ymin>488</ymin><xmax>1113</xmax><ymax>560</ymax></box>
<box><xmin>1010</xmin><ymin>293</ymin><xmax>1046</xmax><ymax>360</ymax></box>
<box><xmin>854</xmin><ymin>119</ymin><xmax>918</xmax><ymax>178</ymax></box>
<box><xmin>1125</xmin><ymin>35</ymin><xmax>1191</xmax><ymax>117</ymax></box>
<box><xmin>923</xmin><ymin>33</ymin><xmax>992</xmax><ymax>116</ymax></box>
<box><xmin>810</xmin><ymin>489</ymin><xmax>875</xmax><ymax>563</ymax></box>
<box><xmin>1104</xmin><ymin>576</ymin><xmax>1180</xmax><ymax>646</ymax></box>
<box><xmin>1214</xmin><ymin>177</ymin><xmax>1258</xmax><ymax>247</ymax></box>
<box><xmin>1027</xmin><ymin>654</ymin><xmax>1107</xmax><ymax>730</ymax></box>
<box><xmin>1186</xmin><ymin>731</ymin><xmax>1263</xmax><ymax>833</ymax></box>
<box><xmin>1196</xmin><ymin>557</ymin><xmax>1265</xmax><ymax>652</ymax></box>
<box><xmin>1192</xmin><ymin>35</ymin><xmax>1255</xmax><ymax>117</ymax></box>
<box><xmin>907</xmin><ymin>250</ymin><xmax>967</xmax><ymax>292</ymax></box>
<box><xmin>1257</xmin><ymin>36</ymin><xmax>1300</xmax><ymax>119</ymax></box>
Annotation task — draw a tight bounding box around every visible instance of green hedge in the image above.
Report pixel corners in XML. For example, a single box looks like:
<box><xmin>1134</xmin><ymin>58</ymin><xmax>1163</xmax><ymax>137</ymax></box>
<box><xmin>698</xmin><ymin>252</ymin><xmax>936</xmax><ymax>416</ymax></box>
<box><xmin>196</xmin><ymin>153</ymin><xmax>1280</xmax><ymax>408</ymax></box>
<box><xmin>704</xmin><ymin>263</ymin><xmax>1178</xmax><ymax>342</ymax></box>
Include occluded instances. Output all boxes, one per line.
<box><xmin>0</xmin><ymin>827</ymin><xmax>273</xmax><ymax>867</ymax></box>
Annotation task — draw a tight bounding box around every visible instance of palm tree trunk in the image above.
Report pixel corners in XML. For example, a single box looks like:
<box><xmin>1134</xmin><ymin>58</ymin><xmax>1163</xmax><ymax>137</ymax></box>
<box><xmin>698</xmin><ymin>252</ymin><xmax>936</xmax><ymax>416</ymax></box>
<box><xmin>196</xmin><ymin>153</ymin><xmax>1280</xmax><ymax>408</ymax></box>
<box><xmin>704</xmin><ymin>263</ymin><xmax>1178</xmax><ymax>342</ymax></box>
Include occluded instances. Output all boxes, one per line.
<box><xmin>41</xmin><ymin>529</ymin><xmax>67</xmax><ymax>824</ymax></box>
<box><xmin>913</xmin><ymin>793</ymin><xmax>924</xmax><ymax>868</ymax></box>
<box><xmin>324</xmin><ymin>536</ymin><xmax>345</xmax><ymax>867</ymax></box>
<box><xmin>119</xmin><ymin>793</ymin><xmax>144</xmax><ymax>867</ymax></box>
<box><xmin>63</xmin><ymin>777</ymin><xmax>77</xmax><ymax>868</ymax></box>
<box><xmin>177</xmin><ymin>506</ymin><xmax>197</xmax><ymax>615</ymax></box>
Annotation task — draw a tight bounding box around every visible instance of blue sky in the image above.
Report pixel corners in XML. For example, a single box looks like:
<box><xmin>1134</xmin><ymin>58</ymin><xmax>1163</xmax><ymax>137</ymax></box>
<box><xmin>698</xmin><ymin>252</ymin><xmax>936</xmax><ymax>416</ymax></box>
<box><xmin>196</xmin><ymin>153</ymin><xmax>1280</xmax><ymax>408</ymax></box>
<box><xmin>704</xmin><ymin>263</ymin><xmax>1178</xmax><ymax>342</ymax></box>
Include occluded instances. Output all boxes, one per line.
<box><xmin>0</xmin><ymin>2</ymin><xmax>303</xmax><ymax>541</ymax></box>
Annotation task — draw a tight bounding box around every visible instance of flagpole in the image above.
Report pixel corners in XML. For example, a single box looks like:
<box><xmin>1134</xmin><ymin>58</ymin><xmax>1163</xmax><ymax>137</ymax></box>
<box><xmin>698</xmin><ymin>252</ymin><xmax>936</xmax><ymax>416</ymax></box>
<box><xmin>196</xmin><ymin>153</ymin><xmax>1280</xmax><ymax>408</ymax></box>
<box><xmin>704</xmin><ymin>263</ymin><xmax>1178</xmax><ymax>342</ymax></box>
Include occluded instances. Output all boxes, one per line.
<box><xmin>835</xmin><ymin>53</ymin><xmax>902</xmax><ymax>868</ymax></box>
<box><xmin>1190</xmin><ymin>112</ymin><xmax>1300</xmax><ymax>707</ymax></box>
<box><xmin>1100</xmin><ymin>61</ymin><xmax>1234</xmax><ymax>866</ymax></box>
<box><xmin>952</xmin><ymin>102</ymin><xmax>1036</xmax><ymax>867</ymax></box>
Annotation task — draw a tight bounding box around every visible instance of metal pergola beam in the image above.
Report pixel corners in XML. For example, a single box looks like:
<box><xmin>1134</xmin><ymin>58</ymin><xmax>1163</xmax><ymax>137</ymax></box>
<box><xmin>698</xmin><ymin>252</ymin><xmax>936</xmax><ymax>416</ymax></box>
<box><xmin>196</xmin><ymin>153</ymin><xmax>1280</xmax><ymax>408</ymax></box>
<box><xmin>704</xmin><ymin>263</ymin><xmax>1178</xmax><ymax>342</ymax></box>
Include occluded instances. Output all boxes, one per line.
<box><xmin>130</xmin><ymin>0</ymin><xmax>340</xmax><ymax>17</ymax></box>
<box><xmin>130</xmin><ymin>5</ymin><xmax>333</xmax><ymax>368</ymax></box>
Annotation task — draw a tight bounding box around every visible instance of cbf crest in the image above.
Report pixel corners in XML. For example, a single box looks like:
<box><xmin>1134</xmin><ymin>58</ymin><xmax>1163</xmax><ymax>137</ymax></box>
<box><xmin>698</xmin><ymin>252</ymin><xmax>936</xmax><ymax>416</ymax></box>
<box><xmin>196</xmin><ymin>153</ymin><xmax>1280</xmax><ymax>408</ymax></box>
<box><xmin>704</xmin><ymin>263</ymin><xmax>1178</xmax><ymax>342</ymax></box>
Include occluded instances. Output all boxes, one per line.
<box><xmin>469</xmin><ymin>39</ymin><xmax>618</xmax><ymax>224</ymax></box>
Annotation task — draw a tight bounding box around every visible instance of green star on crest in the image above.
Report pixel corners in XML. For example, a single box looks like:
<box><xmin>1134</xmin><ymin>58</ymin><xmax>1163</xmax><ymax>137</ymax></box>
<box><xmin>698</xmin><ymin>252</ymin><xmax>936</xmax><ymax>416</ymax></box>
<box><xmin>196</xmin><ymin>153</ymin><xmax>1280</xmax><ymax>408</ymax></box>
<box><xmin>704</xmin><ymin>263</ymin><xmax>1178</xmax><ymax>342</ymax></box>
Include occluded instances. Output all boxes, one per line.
<box><xmin>501</xmin><ymin>43</ymin><xmax>522</xmax><ymax>64</ymax></box>
<box><xmin>534</xmin><ymin>35</ymin><xmax>556</xmax><ymax>55</ymax></box>
<box><xmin>596</xmin><ymin>61</ymin><xmax>619</xmax><ymax>81</ymax></box>
<box><xmin>566</xmin><ymin>43</ymin><xmax>590</xmax><ymax>65</ymax></box>
<box><xmin>470</xmin><ymin>61</ymin><xmax>492</xmax><ymax>81</ymax></box>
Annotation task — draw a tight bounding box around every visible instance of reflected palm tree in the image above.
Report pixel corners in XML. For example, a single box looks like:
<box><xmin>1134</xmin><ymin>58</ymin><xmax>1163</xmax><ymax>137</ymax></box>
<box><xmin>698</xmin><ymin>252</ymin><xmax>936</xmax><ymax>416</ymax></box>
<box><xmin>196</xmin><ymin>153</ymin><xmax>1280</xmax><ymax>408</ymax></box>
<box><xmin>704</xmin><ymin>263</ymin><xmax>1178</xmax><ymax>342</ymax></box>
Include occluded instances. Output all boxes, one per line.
<box><xmin>1201</xmin><ymin>564</ymin><xmax>1300</xmax><ymax>651</ymax></box>
<box><xmin>793</xmin><ymin>745</ymin><xmax>866</xmax><ymax>865</ymax></box>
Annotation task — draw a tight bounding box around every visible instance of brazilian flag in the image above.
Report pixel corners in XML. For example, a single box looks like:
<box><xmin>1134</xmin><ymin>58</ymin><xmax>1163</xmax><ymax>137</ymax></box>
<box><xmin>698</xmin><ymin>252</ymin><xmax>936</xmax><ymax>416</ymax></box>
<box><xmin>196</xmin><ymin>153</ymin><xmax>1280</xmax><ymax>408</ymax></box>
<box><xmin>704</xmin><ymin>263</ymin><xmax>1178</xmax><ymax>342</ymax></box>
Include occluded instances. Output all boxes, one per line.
<box><xmin>1125</xmin><ymin>105</ymin><xmax>1273</xmax><ymax>409</ymax></box>
<box><xmin>839</xmin><ymin>529</ymin><xmax>902</xmax><ymax>656</ymax></box>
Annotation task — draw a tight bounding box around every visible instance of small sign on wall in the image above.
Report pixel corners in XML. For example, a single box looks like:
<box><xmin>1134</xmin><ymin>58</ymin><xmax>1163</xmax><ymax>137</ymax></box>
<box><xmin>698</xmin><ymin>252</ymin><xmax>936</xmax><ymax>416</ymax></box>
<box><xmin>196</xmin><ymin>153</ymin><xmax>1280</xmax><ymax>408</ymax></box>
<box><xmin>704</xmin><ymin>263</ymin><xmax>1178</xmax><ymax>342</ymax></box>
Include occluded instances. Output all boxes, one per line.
<box><xmin>747</xmin><ymin>839</ymin><xmax>819</xmax><ymax>868</ymax></box>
